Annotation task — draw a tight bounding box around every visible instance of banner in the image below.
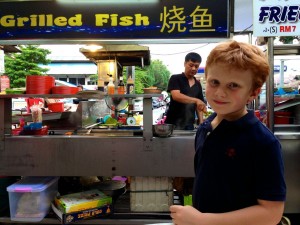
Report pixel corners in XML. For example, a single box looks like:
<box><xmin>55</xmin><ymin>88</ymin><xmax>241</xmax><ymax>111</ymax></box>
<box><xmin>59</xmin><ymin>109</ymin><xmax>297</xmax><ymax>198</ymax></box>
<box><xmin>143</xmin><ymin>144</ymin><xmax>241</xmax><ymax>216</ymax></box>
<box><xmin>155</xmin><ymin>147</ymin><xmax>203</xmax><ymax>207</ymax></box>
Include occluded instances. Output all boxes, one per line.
<box><xmin>253</xmin><ymin>0</ymin><xmax>300</xmax><ymax>37</ymax></box>
<box><xmin>0</xmin><ymin>0</ymin><xmax>229</xmax><ymax>42</ymax></box>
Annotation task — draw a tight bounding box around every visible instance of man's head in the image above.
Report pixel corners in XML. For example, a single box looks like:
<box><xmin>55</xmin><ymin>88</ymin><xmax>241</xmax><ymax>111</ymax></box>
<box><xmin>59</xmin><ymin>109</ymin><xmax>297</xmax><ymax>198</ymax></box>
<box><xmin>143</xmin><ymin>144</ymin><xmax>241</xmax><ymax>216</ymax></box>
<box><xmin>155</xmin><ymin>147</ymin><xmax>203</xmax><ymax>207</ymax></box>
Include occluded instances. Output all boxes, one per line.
<box><xmin>205</xmin><ymin>40</ymin><xmax>270</xmax><ymax>92</ymax></box>
<box><xmin>184</xmin><ymin>52</ymin><xmax>202</xmax><ymax>78</ymax></box>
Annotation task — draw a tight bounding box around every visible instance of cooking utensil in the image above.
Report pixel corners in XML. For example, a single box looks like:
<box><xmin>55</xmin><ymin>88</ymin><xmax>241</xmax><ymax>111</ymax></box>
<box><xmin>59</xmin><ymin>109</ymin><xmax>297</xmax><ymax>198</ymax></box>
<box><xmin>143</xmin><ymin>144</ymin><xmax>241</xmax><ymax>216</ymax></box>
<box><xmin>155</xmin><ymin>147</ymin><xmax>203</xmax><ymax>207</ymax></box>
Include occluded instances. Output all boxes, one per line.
<box><xmin>84</xmin><ymin>180</ymin><xmax>126</xmax><ymax>203</ymax></box>
<box><xmin>152</xmin><ymin>124</ymin><xmax>174</xmax><ymax>137</ymax></box>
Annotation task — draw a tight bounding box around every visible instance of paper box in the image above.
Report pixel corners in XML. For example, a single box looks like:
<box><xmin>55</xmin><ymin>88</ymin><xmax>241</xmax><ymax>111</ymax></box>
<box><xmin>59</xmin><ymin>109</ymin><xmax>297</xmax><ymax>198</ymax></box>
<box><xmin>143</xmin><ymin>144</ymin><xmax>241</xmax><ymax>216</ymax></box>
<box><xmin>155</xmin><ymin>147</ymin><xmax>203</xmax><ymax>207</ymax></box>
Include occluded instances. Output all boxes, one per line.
<box><xmin>51</xmin><ymin>203</ymin><xmax>112</xmax><ymax>224</ymax></box>
<box><xmin>55</xmin><ymin>189</ymin><xmax>112</xmax><ymax>213</ymax></box>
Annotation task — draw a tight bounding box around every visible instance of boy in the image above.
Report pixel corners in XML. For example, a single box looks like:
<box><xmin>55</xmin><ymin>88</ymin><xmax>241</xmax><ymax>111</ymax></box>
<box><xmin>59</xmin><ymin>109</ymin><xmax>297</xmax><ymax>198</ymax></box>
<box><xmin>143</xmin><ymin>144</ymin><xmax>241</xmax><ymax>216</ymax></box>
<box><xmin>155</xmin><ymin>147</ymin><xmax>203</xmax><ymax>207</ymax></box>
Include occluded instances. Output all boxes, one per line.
<box><xmin>170</xmin><ymin>40</ymin><xmax>286</xmax><ymax>225</ymax></box>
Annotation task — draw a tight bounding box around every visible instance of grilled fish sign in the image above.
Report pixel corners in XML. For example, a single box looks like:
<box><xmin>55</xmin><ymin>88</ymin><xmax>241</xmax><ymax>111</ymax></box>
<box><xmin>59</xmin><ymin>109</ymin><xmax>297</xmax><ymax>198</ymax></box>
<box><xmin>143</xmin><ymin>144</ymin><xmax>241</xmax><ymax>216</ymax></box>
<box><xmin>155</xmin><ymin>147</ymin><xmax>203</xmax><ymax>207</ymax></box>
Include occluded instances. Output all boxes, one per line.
<box><xmin>253</xmin><ymin>0</ymin><xmax>300</xmax><ymax>37</ymax></box>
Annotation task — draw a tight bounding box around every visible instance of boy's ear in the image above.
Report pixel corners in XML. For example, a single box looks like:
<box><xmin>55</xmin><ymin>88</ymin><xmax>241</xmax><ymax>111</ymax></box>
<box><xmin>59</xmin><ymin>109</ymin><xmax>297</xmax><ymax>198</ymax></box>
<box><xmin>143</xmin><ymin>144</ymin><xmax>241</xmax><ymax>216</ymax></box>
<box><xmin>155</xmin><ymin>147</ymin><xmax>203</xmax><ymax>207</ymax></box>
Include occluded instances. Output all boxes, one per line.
<box><xmin>248</xmin><ymin>87</ymin><xmax>261</xmax><ymax>103</ymax></box>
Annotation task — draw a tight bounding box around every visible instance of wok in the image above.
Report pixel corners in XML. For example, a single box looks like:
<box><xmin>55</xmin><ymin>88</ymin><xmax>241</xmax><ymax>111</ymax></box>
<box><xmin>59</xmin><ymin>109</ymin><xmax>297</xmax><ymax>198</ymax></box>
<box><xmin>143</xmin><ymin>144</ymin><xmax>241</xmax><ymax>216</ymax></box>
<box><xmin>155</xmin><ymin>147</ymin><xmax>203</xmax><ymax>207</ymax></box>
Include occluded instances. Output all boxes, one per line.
<box><xmin>84</xmin><ymin>180</ymin><xmax>126</xmax><ymax>203</ymax></box>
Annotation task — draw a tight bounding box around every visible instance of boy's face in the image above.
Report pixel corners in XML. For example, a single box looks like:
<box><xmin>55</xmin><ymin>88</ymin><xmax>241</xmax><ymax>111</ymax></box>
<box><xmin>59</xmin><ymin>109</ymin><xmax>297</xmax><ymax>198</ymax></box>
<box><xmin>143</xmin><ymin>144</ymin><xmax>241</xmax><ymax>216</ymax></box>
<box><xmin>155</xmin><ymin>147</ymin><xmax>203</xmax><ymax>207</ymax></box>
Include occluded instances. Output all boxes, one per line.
<box><xmin>205</xmin><ymin>63</ymin><xmax>259</xmax><ymax>120</ymax></box>
<box><xmin>184</xmin><ymin>60</ymin><xmax>200</xmax><ymax>78</ymax></box>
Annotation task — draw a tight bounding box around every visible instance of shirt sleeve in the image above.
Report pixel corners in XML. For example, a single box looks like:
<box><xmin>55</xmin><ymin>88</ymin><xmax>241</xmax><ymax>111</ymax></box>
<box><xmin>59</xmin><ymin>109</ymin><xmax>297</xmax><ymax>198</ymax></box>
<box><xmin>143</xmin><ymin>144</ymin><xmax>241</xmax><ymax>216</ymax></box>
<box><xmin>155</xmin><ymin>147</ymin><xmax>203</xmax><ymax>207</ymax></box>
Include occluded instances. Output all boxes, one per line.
<box><xmin>167</xmin><ymin>75</ymin><xmax>180</xmax><ymax>92</ymax></box>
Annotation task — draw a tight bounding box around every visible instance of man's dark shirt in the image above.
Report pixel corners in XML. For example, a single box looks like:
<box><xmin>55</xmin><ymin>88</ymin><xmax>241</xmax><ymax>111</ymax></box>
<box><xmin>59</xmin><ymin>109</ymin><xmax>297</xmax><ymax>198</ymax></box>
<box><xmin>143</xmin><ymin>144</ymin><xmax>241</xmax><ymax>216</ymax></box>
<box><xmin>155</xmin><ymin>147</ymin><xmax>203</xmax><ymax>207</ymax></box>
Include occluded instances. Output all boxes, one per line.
<box><xmin>165</xmin><ymin>73</ymin><xmax>204</xmax><ymax>130</ymax></box>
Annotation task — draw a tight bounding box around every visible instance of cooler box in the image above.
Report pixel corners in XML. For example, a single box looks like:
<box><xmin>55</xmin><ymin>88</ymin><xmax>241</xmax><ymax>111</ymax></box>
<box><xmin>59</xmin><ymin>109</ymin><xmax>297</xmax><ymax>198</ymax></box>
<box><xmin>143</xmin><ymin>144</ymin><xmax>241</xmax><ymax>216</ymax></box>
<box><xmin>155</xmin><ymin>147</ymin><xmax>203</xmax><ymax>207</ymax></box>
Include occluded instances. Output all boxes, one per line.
<box><xmin>7</xmin><ymin>176</ymin><xmax>59</xmax><ymax>222</ymax></box>
<box><xmin>130</xmin><ymin>177</ymin><xmax>173</xmax><ymax>212</ymax></box>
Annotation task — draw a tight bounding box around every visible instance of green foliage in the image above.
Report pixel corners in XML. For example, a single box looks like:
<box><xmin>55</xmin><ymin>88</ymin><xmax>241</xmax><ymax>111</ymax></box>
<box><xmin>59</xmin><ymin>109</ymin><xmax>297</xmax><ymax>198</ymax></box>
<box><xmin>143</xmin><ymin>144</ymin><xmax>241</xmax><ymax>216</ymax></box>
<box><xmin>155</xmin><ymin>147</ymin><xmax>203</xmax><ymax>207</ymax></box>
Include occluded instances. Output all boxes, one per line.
<box><xmin>123</xmin><ymin>59</ymin><xmax>171</xmax><ymax>94</ymax></box>
<box><xmin>4</xmin><ymin>45</ymin><xmax>51</xmax><ymax>88</ymax></box>
<box><xmin>279</xmin><ymin>36</ymin><xmax>299</xmax><ymax>44</ymax></box>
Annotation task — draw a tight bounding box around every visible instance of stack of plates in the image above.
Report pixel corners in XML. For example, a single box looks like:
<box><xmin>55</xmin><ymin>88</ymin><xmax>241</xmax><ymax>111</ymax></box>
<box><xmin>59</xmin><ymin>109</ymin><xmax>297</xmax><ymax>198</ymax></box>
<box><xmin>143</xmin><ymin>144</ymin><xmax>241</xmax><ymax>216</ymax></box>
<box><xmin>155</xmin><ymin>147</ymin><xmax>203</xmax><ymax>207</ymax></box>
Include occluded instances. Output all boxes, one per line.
<box><xmin>26</xmin><ymin>75</ymin><xmax>55</xmax><ymax>94</ymax></box>
<box><xmin>51</xmin><ymin>86</ymin><xmax>79</xmax><ymax>94</ymax></box>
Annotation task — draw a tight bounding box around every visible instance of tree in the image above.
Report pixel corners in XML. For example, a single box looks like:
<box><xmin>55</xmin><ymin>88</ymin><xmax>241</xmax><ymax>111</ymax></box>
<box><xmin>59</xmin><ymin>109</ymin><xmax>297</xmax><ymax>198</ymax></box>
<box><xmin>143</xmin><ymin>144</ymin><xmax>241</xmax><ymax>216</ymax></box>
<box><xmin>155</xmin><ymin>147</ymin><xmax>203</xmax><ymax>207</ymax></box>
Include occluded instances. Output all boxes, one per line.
<box><xmin>123</xmin><ymin>59</ymin><xmax>171</xmax><ymax>94</ymax></box>
<box><xmin>4</xmin><ymin>45</ymin><xmax>51</xmax><ymax>88</ymax></box>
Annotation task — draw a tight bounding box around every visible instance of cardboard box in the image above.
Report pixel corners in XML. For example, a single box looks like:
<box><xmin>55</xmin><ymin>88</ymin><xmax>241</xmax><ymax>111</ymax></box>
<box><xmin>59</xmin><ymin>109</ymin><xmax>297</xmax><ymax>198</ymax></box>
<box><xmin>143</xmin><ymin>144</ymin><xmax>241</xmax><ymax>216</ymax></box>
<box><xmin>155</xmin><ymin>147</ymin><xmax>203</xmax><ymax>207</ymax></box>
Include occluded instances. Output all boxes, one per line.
<box><xmin>55</xmin><ymin>189</ymin><xmax>112</xmax><ymax>213</ymax></box>
<box><xmin>51</xmin><ymin>203</ymin><xmax>112</xmax><ymax>224</ymax></box>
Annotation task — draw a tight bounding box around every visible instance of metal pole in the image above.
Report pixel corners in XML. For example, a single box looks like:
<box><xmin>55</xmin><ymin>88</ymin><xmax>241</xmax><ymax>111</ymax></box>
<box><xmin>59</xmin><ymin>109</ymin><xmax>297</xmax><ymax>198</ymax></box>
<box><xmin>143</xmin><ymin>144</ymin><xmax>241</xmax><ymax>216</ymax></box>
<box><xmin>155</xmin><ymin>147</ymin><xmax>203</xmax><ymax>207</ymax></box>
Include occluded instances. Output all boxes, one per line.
<box><xmin>280</xmin><ymin>59</ymin><xmax>284</xmax><ymax>88</ymax></box>
<box><xmin>267</xmin><ymin>37</ymin><xmax>275</xmax><ymax>132</ymax></box>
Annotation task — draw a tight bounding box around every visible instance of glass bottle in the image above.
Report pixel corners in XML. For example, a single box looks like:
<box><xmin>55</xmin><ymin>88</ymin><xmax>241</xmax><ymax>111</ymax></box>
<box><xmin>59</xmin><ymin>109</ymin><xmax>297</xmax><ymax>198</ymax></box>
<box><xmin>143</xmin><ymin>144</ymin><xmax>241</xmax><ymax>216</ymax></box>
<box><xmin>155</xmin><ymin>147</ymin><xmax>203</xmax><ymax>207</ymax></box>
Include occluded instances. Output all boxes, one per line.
<box><xmin>117</xmin><ymin>76</ymin><xmax>125</xmax><ymax>94</ymax></box>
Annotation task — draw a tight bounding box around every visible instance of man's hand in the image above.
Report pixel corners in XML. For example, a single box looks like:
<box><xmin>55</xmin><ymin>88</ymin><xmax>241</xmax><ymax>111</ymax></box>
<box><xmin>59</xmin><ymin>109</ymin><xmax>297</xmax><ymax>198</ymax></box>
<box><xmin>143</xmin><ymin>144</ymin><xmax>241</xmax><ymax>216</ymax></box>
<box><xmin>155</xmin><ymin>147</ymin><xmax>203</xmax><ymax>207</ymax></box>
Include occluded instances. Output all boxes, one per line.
<box><xmin>196</xmin><ymin>99</ymin><xmax>207</xmax><ymax>113</ymax></box>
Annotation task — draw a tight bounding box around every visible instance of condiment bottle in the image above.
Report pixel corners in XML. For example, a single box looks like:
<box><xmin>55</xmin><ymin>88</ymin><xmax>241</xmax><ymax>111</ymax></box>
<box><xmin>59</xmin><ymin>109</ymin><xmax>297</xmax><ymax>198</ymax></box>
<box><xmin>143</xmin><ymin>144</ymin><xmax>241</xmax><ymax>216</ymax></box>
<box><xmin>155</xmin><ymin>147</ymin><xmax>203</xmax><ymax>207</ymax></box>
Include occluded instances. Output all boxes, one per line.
<box><xmin>126</xmin><ymin>75</ymin><xmax>134</xmax><ymax>94</ymax></box>
<box><xmin>107</xmin><ymin>74</ymin><xmax>115</xmax><ymax>95</ymax></box>
<box><xmin>117</xmin><ymin>75</ymin><xmax>125</xmax><ymax>94</ymax></box>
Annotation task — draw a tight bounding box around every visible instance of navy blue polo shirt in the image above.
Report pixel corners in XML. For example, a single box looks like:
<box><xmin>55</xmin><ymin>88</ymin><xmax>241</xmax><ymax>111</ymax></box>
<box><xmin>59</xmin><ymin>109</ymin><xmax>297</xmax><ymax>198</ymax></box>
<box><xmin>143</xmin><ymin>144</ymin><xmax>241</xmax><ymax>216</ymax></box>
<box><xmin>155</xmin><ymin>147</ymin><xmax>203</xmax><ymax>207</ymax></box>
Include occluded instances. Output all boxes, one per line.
<box><xmin>165</xmin><ymin>73</ymin><xmax>204</xmax><ymax>130</ymax></box>
<box><xmin>193</xmin><ymin>111</ymin><xmax>286</xmax><ymax>213</ymax></box>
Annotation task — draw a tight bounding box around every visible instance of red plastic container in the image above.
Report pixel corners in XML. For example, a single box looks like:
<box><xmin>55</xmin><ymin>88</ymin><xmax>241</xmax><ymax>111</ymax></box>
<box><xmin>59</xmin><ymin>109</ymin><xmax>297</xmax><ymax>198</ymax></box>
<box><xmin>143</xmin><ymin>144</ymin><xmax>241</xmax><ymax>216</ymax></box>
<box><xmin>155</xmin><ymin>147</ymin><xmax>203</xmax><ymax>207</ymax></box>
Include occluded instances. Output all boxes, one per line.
<box><xmin>48</xmin><ymin>102</ymin><xmax>64</xmax><ymax>112</ymax></box>
<box><xmin>0</xmin><ymin>75</ymin><xmax>10</xmax><ymax>92</ymax></box>
<box><xmin>26</xmin><ymin>75</ymin><xmax>55</xmax><ymax>94</ymax></box>
<box><xmin>274</xmin><ymin>111</ymin><xmax>292</xmax><ymax>124</ymax></box>
<box><xmin>26</xmin><ymin>98</ymin><xmax>44</xmax><ymax>113</ymax></box>
<box><xmin>12</xmin><ymin>126</ymin><xmax>48</xmax><ymax>136</ymax></box>
<box><xmin>51</xmin><ymin>86</ymin><xmax>79</xmax><ymax>94</ymax></box>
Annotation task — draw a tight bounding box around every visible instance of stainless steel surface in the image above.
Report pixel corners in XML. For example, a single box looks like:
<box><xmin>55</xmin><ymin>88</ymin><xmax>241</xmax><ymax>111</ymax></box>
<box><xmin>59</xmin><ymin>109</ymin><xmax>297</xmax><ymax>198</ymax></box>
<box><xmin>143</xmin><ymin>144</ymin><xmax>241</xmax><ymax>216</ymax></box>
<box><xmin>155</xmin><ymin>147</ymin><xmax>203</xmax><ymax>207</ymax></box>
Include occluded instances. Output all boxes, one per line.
<box><xmin>273</xmin><ymin>44</ymin><xmax>300</xmax><ymax>56</ymax></box>
<box><xmin>0</xmin><ymin>217</ymin><xmax>173</xmax><ymax>225</ymax></box>
<box><xmin>267</xmin><ymin>37</ymin><xmax>275</xmax><ymax>132</ymax></box>
<box><xmin>276</xmin><ymin>136</ymin><xmax>300</xmax><ymax>213</ymax></box>
<box><xmin>0</xmin><ymin>135</ymin><xmax>195</xmax><ymax>177</ymax></box>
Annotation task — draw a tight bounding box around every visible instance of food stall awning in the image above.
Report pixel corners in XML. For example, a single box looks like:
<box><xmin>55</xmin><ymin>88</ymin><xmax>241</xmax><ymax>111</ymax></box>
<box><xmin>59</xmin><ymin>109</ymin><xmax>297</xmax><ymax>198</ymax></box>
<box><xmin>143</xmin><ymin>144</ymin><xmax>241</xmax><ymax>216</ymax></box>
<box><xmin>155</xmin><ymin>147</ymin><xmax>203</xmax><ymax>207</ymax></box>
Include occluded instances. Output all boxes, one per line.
<box><xmin>0</xmin><ymin>45</ymin><xmax>21</xmax><ymax>53</ymax></box>
<box><xmin>79</xmin><ymin>45</ymin><xmax>150</xmax><ymax>67</ymax></box>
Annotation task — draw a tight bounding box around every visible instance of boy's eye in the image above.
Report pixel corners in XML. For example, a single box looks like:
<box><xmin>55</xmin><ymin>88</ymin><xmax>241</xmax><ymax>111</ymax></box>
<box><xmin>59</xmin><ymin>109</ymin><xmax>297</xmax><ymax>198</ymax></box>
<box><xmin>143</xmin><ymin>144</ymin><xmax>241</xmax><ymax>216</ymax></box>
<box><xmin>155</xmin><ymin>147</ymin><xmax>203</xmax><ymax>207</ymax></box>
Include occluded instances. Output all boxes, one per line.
<box><xmin>209</xmin><ymin>79</ymin><xmax>219</xmax><ymax>87</ymax></box>
<box><xmin>227</xmin><ymin>83</ymin><xmax>239</xmax><ymax>89</ymax></box>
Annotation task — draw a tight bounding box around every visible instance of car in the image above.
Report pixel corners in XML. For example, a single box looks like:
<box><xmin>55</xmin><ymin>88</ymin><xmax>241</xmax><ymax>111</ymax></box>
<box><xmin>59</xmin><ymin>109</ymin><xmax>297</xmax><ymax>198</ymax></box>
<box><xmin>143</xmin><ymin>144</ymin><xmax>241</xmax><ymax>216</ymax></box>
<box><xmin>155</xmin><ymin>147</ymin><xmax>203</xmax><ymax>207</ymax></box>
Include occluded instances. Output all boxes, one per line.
<box><xmin>152</xmin><ymin>99</ymin><xmax>161</xmax><ymax>109</ymax></box>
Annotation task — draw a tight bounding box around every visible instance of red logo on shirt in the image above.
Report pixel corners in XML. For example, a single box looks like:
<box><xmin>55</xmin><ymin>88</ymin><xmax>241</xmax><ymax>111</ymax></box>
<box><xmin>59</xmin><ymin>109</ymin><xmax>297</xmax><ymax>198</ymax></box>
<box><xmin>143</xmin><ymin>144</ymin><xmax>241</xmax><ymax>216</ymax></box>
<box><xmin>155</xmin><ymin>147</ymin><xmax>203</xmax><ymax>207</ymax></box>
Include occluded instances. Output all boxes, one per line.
<box><xmin>225</xmin><ymin>148</ymin><xmax>236</xmax><ymax>158</ymax></box>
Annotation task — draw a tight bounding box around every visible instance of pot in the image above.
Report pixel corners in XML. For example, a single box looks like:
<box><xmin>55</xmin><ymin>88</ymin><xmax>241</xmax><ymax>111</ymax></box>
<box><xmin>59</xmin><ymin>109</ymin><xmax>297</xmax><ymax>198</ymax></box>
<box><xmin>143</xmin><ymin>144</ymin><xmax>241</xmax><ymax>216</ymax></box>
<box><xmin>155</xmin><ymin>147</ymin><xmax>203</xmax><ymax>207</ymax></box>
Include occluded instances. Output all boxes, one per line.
<box><xmin>84</xmin><ymin>180</ymin><xmax>126</xmax><ymax>203</ymax></box>
<box><xmin>152</xmin><ymin>124</ymin><xmax>174</xmax><ymax>137</ymax></box>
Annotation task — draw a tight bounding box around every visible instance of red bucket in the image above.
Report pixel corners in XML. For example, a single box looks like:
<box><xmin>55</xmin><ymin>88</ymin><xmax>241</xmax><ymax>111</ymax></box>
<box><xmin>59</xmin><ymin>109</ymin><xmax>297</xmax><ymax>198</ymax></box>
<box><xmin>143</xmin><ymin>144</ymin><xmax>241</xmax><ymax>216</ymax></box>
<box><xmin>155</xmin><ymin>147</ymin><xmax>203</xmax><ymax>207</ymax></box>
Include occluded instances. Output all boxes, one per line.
<box><xmin>48</xmin><ymin>102</ymin><xmax>64</xmax><ymax>112</ymax></box>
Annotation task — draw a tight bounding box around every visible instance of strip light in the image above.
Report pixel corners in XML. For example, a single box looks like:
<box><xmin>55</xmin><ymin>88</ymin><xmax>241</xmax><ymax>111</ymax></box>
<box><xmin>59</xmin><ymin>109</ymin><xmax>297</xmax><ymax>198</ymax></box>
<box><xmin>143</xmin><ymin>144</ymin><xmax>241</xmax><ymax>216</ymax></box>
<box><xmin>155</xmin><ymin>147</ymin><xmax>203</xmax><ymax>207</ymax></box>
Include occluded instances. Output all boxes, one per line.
<box><xmin>57</xmin><ymin>0</ymin><xmax>159</xmax><ymax>3</ymax></box>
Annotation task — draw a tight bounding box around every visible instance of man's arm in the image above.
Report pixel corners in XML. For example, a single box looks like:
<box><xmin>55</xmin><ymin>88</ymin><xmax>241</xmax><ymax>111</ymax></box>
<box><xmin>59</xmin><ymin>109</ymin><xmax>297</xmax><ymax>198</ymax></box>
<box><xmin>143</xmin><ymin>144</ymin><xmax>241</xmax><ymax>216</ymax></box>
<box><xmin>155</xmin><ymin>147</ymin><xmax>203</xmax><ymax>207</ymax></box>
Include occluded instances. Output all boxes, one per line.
<box><xmin>171</xmin><ymin>90</ymin><xmax>207</xmax><ymax>113</ymax></box>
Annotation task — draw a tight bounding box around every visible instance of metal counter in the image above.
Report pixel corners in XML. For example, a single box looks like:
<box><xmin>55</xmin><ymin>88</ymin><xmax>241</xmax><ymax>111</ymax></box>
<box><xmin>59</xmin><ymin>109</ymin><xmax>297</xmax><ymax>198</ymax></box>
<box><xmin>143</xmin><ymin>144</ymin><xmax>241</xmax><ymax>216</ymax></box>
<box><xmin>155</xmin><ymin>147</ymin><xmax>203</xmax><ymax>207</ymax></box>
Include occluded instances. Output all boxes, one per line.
<box><xmin>275</xmin><ymin>125</ymin><xmax>300</xmax><ymax>213</ymax></box>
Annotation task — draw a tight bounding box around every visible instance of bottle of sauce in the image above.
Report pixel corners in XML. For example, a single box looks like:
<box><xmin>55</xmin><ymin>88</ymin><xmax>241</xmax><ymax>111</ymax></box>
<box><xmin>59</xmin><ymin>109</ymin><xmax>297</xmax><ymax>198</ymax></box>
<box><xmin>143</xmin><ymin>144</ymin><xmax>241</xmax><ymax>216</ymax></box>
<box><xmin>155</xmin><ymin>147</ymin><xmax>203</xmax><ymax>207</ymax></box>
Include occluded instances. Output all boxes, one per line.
<box><xmin>107</xmin><ymin>74</ymin><xmax>115</xmax><ymax>95</ymax></box>
<box><xmin>117</xmin><ymin>75</ymin><xmax>125</xmax><ymax>94</ymax></box>
<box><xmin>126</xmin><ymin>75</ymin><xmax>134</xmax><ymax>94</ymax></box>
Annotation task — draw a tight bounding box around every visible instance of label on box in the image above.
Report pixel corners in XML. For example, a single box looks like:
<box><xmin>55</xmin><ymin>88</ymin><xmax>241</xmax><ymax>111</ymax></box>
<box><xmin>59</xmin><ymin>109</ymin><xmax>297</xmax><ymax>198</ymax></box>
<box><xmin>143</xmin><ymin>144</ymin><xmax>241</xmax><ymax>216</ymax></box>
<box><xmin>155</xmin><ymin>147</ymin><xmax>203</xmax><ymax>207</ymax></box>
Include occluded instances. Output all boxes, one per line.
<box><xmin>51</xmin><ymin>203</ymin><xmax>112</xmax><ymax>224</ymax></box>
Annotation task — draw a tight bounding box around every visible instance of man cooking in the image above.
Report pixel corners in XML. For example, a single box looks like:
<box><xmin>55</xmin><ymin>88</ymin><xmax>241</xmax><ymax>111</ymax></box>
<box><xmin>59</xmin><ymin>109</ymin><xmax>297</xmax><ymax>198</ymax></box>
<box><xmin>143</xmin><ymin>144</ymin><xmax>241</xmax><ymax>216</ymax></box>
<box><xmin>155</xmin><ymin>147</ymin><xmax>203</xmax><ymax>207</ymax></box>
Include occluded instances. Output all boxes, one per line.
<box><xmin>165</xmin><ymin>52</ymin><xmax>206</xmax><ymax>130</ymax></box>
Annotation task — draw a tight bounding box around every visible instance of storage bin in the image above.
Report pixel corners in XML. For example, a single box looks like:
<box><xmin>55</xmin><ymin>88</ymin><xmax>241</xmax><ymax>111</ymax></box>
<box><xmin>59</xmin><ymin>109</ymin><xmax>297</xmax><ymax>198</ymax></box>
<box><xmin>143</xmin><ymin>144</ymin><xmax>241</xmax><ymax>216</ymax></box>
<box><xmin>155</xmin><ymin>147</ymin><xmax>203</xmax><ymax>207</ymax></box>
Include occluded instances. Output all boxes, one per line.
<box><xmin>0</xmin><ymin>176</ymin><xmax>19</xmax><ymax>216</ymax></box>
<box><xmin>274</xmin><ymin>111</ymin><xmax>292</xmax><ymax>124</ymax></box>
<box><xmin>7</xmin><ymin>176</ymin><xmax>59</xmax><ymax>222</ymax></box>
<box><xmin>130</xmin><ymin>177</ymin><xmax>173</xmax><ymax>212</ymax></box>
<box><xmin>48</xmin><ymin>102</ymin><xmax>64</xmax><ymax>112</ymax></box>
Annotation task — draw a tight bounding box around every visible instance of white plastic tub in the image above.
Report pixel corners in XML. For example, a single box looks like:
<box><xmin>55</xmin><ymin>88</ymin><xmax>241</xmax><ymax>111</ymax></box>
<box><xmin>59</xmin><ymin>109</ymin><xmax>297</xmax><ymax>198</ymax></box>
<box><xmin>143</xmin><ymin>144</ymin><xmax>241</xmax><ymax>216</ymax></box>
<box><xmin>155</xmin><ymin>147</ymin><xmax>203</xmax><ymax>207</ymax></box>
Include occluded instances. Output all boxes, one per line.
<box><xmin>7</xmin><ymin>176</ymin><xmax>59</xmax><ymax>222</ymax></box>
